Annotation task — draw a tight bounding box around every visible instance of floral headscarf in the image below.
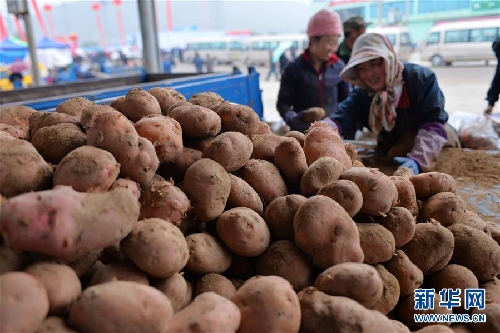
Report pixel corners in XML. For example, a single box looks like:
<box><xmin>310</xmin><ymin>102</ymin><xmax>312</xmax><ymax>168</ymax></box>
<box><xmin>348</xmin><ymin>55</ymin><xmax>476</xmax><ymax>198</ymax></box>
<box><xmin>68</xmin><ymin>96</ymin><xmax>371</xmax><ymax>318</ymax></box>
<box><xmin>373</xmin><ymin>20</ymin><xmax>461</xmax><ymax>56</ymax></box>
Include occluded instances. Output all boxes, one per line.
<box><xmin>340</xmin><ymin>33</ymin><xmax>404</xmax><ymax>135</ymax></box>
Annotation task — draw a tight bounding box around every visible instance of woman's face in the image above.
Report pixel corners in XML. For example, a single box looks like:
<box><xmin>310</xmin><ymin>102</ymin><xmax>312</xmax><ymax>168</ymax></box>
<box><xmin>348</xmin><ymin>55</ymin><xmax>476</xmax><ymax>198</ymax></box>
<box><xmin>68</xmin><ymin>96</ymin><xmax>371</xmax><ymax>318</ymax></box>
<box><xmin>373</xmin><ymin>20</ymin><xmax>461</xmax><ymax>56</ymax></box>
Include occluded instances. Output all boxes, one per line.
<box><xmin>357</xmin><ymin>57</ymin><xmax>386</xmax><ymax>92</ymax></box>
<box><xmin>310</xmin><ymin>36</ymin><xmax>340</xmax><ymax>61</ymax></box>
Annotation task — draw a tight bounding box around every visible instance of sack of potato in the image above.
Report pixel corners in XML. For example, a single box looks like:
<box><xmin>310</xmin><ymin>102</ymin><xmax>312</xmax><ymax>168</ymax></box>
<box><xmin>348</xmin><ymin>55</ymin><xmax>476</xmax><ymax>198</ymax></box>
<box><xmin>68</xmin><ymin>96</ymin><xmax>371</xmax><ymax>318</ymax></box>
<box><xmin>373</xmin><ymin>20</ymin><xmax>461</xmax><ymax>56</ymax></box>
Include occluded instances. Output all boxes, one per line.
<box><xmin>1</xmin><ymin>89</ymin><xmax>499</xmax><ymax>333</ymax></box>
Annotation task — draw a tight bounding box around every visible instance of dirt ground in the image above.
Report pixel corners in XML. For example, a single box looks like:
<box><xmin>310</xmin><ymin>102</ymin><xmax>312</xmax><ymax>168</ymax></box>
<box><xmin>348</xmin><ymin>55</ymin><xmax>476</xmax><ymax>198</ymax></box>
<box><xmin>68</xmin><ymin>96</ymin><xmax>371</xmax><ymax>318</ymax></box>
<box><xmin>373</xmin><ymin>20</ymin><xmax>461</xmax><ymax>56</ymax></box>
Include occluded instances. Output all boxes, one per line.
<box><xmin>360</xmin><ymin>147</ymin><xmax>500</xmax><ymax>223</ymax></box>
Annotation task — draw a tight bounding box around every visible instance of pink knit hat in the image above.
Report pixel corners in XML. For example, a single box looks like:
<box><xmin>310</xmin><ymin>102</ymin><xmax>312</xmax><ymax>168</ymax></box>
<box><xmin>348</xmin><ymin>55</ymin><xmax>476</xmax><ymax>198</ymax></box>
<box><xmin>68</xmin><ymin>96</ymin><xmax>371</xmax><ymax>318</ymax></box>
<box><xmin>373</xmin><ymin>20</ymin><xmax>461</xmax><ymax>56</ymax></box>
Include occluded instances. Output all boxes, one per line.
<box><xmin>307</xmin><ymin>9</ymin><xmax>343</xmax><ymax>38</ymax></box>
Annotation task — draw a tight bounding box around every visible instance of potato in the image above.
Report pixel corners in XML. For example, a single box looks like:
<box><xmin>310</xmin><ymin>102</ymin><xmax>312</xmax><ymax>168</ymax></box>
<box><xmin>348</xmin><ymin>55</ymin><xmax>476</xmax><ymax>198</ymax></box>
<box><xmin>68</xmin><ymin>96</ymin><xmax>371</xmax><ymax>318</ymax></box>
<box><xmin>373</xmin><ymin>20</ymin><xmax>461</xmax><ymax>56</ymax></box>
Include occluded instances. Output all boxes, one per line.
<box><xmin>415</xmin><ymin>325</ymin><xmax>455</xmax><ymax>332</ymax></box>
<box><xmin>68</xmin><ymin>250</ymin><xmax>102</xmax><ymax>278</ymax></box>
<box><xmin>450</xmin><ymin>325</ymin><xmax>473</xmax><ymax>333</ymax></box>
<box><xmin>398</xmin><ymin>292</ymin><xmax>452</xmax><ymax>330</ymax></box>
<box><xmin>250</xmin><ymin>133</ymin><xmax>286</xmax><ymax>162</ymax></box>
<box><xmin>23</xmin><ymin>262</ymin><xmax>81</xmax><ymax>316</ymax></box>
<box><xmin>314</xmin><ymin>262</ymin><xmax>383</xmax><ymax>308</ymax></box>
<box><xmin>421</xmin><ymin>192</ymin><xmax>467</xmax><ymax>226</ymax></box>
<box><xmin>185</xmin><ymin>232</ymin><xmax>232</xmax><ymax>274</ymax></box>
<box><xmin>183</xmin><ymin>135</ymin><xmax>215</xmax><ymax>151</ymax></box>
<box><xmin>157</xmin><ymin>147</ymin><xmax>202</xmax><ymax>183</ymax></box>
<box><xmin>254</xmin><ymin>121</ymin><xmax>273</xmax><ymax>134</ymax></box>
<box><xmin>148</xmin><ymin>87</ymin><xmax>186</xmax><ymax>115</ymax></box>
<box><xmin>377</xmin><ymin>207</ymin><xmax>416</xmax><ymax>248</ymax></box>
<box><xmin>0</xmin><ymin>186</ymin><xmax>139</xmax><ymax>261</ymax></box>
<box><xmin>390</xmin><ymin>175</ymin><xmax>419</xmax><ymax>217</ymax></box>
<box><xmin>55</xmin><ymin>96</ymin><xmax>94</xmax><ymax>119</ymax></box>
<box><xmin>110</xmin><ymin>178</ymin><xmax>141</xmax><ymax>200</ymax></box>
<box><xmin>340</xmin><ymin>167</ymin><xmax>398</xmax><ymax>216</ymax></box>
<box><xmin>239</xmin><ymin>159</ymin><xmax>288</xmax><ymax>205</ymax></box>
<box><xmin>88</xmin><ymin>261</ymin><xmax>149</xmax><ymax>286</ymax></box>
<box><xmin>410</xmin><ymin>172</ymin><xmax>456</xmax><ymax>200</ymax></box>
<box><xmin>232</xmin><ymin>275</ymin><xmax>300</xmax><ymax>333</ymax></box>
<box><xmin>300</xmin><ymin>156</ymin><xmax>344</xmax><ymax>197</ymax></box>
<box><xmin>0</xmin><ymin>244</ymin><xmax>26</xmax><ymax>274</ymax></box>
<box><xmin>0</xmin><ymin>123</ymin><xmax>26</xmax><ymax>139</ymax></box>
<box><xmin>216</xmin><ymin>207</ymin><xmax>270</xmax><ymax>257</ymax></box>
<box><xmin>487</xmin><ymin>221</ymin><xmax>500</xmax><ymax>246</ymax></box>
<box><xmin>0</xmin><ymin>138</ymin><xmax>53</xmax><ymax>198</ymax></box>
<box><xmin>301</xmin><ymin>107</ymin><xmax>326</xmax><ymax>122</ymax></box>
<box><xmin>115</xmin><ymin>88</ymin><xmax>162</xmax><ymax>122</ymax></box>
<box><xmin>0</xmin><ymin>105</ymin><xmax>36</xmax><ymax>138</ymax></box>
<box><xmin>86</xmin><ymin>109</ymin><xmax>160</xmax><ymax>186</ymax></box>
<box><xmin>391</xmin><ymin>320</ymin><xmax>412</xmax><ymax>333</ymax></box>
<box><xmin>169</xmin><ymin>104</ymin><xmax>221</xmax><ymax>138</ymax></box>
<box><xmin>202</xmin><ymin>131</ymin><xmax>253</xmax><ymax>172</ymax></box>
<box><xmin>303</xmin><ymin>121</ymin><xmax>352</xmax><ymax>170</ymax></box>
<box><xmin>265</xmin><ymin>194</ymin><xmax>307</xmax><ymax>240</ymax></box>
<box><xmin>256</xmin><ymin>240</ymin><xmax>314</xmax><ymax>291</ymax></box>
<box><xmin>401</xmin><ymin>222</ymin><xmax>454</xmax><ymax>275</ymax></box>
<box><xmin>195</xmin><ymin>273</ymin><xmax>236</xmax><ymax>299</ymax></box>
<box><xmin>293</xmin><ymin>195</ymin><xmax>364</xmax><ymax>268</ymax></box>
<box><xmin>188</xmin><ymin>91</ymin><xmax>225</xmax><ymax>110</ymax></box>
<box><xmin>169</xmin><ymin>291</ymin><xmax>241</xmax><ymax>333</ymax></box>
<box><xmin>225</xmin><ymin>255</ymin><xmax>257</xmax><ymax>280</ymax></box>
<box><xmin>140</xmin><ymin>179</ymin><xmax>190</xmax><ymax>226</ymax></box>
<box><xmin>214</xmin><ymin>101</ymin><xmax>261</xmax><ymax>135</ymax></box>
<box><xmin>285</xmin><ymin>130</ymin><xmax>305</xmax><ymax>147</ymax></box>
<box><xmin>0</xmin><ymin>272</ymin><xmax>49</xmax><ymax>333</ymax></box>
<box><xmin>383</xmin><ymin>249</ymin><xmax>424</xmax><ymax>296</ymax></box>
<box><xmin>458</xmin><ymin>210</ymin><xmax>489</xmax><ymax>233</ymax></box>
<box><xmin>427</xmin><ymin>264</ymin><xmax>479</xmax><ymax>312</ymax></box>
<box><xmin>371</xmin><ymin>264</ymin><xmax>401</xmax><ymax>314</ymax></box>
<box><xmin>470</xmin><ymin>304</ymin><xmax>500</xmax><ymax>333</ymax></box>
<box><xmin>317</xmin><ymin>179</ymin><xmax>363</xmax><ymax>217</ymax></box>
<box><xmin>69</xmin><ymin>281</ymin><xmax>173</xmax><ymax>333</ymax></box>
<box><xmin>481</xmin><ymin>277</ymin><xmax>500</xmax><ymax>305</ymax></box>
<box><xmin>120</xmin><ymin>218</ymin><xmax>189</xmax><ymax>278</ymax></box>
<box><xmin>344</xmin><ymin>142</ymin><xmax>359</xmax><ymax>163</ymax></box>
<box><xmin>227</xmin><ymin>174</ymin><xmax>263</xmax><ymax>215</ymax></box>
<box><xmin>393</xmin><ymin>166</ymin><xmax>414</xmax><ymax>178</ymax></box>
<box><xmin>448</xmin><ymin>224</ymin><xmax>500</xmax><ymax>282</ymax></box>
<box><xmin>153</xmin><ymin>272</ymin><xmax>191</xmax><ymax>312</ymax></box>
<box><xmin>273</xmin><ymin>138</ymin><xmax>308</xmax><ymax>190</ymax></box>
<box><xmin>183</xmin><ymin>158</ymin><xmax>231</xmax><ymax>222</ymax></box>
<box><xmin>298</xmin><ymin>288</ymin><xmax>398</xmax><ymax>333</ymax></box>
<box><xmin>53</xmin><ymin>145</ymin><xmax>120</xmax><ymax>192</ymax></box>
<box><xmin>29</xmin><ymin>111</ymin><xmax>79</xmax><ymax>137</ymax></box>
<box><xmin>35</xmin><ymin>316</ymin><xmax>79</xmax><ymax>333</ymax></box>
<box><xmin>357</xmin><ymin>223</ymin><xmax>395</xmax><ymax>264</ymax></box>
<box><xmin>31</xmin><ymin>123</ymin><xmax>86</xmax><ymax>164</ymax></box>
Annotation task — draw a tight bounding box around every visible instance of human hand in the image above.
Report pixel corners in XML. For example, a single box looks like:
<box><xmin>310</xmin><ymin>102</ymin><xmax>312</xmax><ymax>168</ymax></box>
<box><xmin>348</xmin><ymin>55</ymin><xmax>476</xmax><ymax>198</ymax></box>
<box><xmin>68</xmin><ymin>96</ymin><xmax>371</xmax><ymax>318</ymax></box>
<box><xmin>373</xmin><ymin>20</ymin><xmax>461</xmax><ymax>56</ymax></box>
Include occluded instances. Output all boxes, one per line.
<box><xmin>284</xmin><ymin>111</ymin><xmax>311</xmax><ymax>132</ymax></box>
<box><xmin>300</xmin><ymin>107</ymin><xmax>326</xmax><ymax>122</ymax></box>
<box><xmin>393</xmin><ymin>157</ymin><xmax>420</xmax><ymax>175</ymax></box>
<box><xmin>484</xmin><ymin>105</ymin><xmax>493</xmax><ymax>115</ymax></box>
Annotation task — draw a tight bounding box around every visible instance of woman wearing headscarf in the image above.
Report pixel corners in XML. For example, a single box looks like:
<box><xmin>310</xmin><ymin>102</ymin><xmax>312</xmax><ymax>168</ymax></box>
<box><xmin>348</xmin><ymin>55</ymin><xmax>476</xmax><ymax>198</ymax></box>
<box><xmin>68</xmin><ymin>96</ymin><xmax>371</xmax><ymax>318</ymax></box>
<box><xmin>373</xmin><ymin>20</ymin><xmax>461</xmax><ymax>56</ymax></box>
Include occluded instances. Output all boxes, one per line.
<box><xmin>277</xmin><ymin>9</ymin><xmax>350</xmax><ymax>132</ymax></box>
<box><xmin>330</xmin><ymin>33</ymin><xmax>460</xmax><ymax>174</ymax></box>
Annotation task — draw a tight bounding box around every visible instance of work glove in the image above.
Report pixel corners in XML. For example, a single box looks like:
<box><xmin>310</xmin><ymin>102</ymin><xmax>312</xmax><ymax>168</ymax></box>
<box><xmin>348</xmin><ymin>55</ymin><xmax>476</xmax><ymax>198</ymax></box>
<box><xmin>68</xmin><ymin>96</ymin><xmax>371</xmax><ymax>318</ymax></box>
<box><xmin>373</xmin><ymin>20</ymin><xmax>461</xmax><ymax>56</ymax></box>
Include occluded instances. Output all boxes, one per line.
<box><xmin>300</xmin><ymin>107</ymin><xmax>326</xmax><ymax>122</ymax></box>
<box><xmin>284</xmin><ymin>110</ymin><xmax>311</xmax><ymax>133</ymax></box>
<box><xmin>321</xmin><ymin>117</ymin><xmax>339</xmax><ymax>131</ymax></box>
<box><xmin>394</xmin><ymin>157</ymin><xmax>420</xmax><ymax>175</ymax></box>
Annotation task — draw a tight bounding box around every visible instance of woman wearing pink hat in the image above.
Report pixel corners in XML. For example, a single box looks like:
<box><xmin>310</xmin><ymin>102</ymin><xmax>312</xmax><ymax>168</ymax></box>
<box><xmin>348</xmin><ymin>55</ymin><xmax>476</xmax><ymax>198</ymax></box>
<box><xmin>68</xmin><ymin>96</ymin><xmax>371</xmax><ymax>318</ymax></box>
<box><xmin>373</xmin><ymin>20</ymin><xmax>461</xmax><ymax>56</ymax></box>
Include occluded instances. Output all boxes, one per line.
<box><xmin>277</xmin><ymin>9</ymin><xmax>349</xmax><ymax>132</ymax></box>
<box><xmin>331</xmin><ymin>33</ymin><xmax>460</xmax><ymax>174</ymax></box>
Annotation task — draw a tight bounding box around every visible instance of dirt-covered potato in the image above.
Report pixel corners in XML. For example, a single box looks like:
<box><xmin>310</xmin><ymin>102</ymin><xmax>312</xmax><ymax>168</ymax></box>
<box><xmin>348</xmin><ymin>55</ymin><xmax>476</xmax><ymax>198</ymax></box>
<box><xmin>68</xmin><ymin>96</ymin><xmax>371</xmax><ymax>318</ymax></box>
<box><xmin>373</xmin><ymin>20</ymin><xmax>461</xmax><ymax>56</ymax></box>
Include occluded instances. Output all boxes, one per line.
<box><xmin>377</xmin><ymin>207</ymin><xmax>416</xmax><ymax>248</ymax></box>
<box><xmin>265</xmin><ymin>194</ymin><xmax>307</xmax><ymax>241</ymax></box>
<box><xmin>285</xmin><ymin>130</ymin><xmax>305</xmax><ymax>147</ymax></box>
<box><xmin>0</xmin><ymin>244</ymin><xmax>27</xmax><ymax>274</ymax></box>
<box><xmin>470</xmin><ymin>304</ymin><xmax>500</xmax><ymax>333</ymax></box>
<box><xmin>216</xmin><ymin>207</ymin><xmax>270</xmax><ymax>257</ymax></box>
<box><xmin>357</xmin><ymin>223</ymin><xmax>396</xmax><ymax>264</ymax></box>
<box><xmin>55</xmin><ymin>96</ymin><xmax>95</xmax><ymax>119</ymax></box>
<box><xmin>188</xmin><ymin>91</ymin><xmax>225</xmax><ymax>110</ymax></box>
<box><xmin>300</xmin><ymin>156</ymin><xmax>344</xmax><ymax>197</ymax></box>
<box><xmin>371</xmin><ymin>264</ymin><xmax>401</xmax><ymax>314</ymax></box>
<box><xmin>274</xmin><ymin>137</ymin><xmax>308</xmax><ymax>191</ymax></box>
<box><xmin>35</xmin><ymin>316</ymin><xmax>79</xmax><ymax>333</ymax></box>
<box><xmin>169</xmin><ymin>104</ymin><xmax>221</xmax><ymax>138</ymax></box>
<box><xmin>421</xmin><ymin>192</ymin><xmax>467</xmax><ymax>226</ymax></box>
<box><xmin>317</xmin><ymin>179</ymin><xmax>363</xmax><ymax>217</ymax></box>
<box><xmin>256</xmin><ymin>240</ymin><xmax>314</xmax><ymax>291</ymax></box>
<box><xmin>214</xmin><ymin>101</ymin><xmax>261</xmax><ymax>135</ymax></box>
<box><xmin>157</xmin><ymin>147</ymin><xmax>202</xmax><ymax>183</ymax></box>
<box><xmin>148</xmin><ymin>87</ymin><xmax>186</xmax><ymax>115</ymax></box>
<box><xmin>410</xmin><ymin>172</ymin><xmax>456</xmax><ymax>200</ymax></box>
<box><xmin>114</xmin><ymin>88</ymin><xmax>162</xmax><ymax>122</ymax></box>
<box><xmin>202</xmin><ymin>131</ymin><xmax>253</xmax><ymax>172</ymax></box>
<box><xmin>300</xmin><ymin>107</ymin><xmax>326</xmax><ymax>122</ymax></box>
<box><xmin>240</xmin><ymin>159</ymin><xmax>288</xmax><ymax>206</ymax></box>
<box><xmin>250</xmin><ymin>133</ymin><xmax>286</xmax><ymax>163</ymax></box>
<box><xmin>185</xmin><ymin>232</ymin><xmax>232</xmax><ymax>274</ymax></box>
<box><xmin>88</xmin><ymin>261</ymin><xmax>149</xmax><ymax>286</ymax></box>
<box><xmin>397</xmin><ymin>292</ymin><xmax>452</xmax><ymax>330</ymax></box>
<box><xmin>0</xmin><ymin>105</ymin><xmax>36</xmax><ymax>138</ymax></box>
<box><xmin>390</xmin><ymin>175</ymin><xmax>419</xmax><ymax>217</ymax></box>
<box><xmin>227</xmin><ymin>174</ymin><xmax>263</xmax><ymax>215</ymax></box>
<box><xmin>153</xmin><ymin>273</ymin><xmax>191</xmax><ymax>312</ymax></box>
<box><xmin>195</xmin><ymin>273</ymin><xmax>236</xmax><ymax>299</ymax></box>
<box><xmin>383</xmin><ymin>249</ymin><xmax>424</xmax><ymax>296</ymax></box>
<box><xmin>29</xmin><ymin>111</ymin><xmax>80</xmax><ymax>137</ymax></box>
<box><xmin>314</xmin><ymin>262</ymin><xmax>383</xmax><ymax>308</ymax></box>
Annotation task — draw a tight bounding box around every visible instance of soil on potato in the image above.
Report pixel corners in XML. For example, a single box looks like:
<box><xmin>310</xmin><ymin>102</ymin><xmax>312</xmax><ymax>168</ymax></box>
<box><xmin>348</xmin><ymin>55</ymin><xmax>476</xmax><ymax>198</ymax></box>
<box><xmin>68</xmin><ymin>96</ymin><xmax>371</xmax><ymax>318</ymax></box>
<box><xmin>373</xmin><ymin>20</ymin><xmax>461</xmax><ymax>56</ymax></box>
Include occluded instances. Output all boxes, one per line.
<box><xmin>358</xmin><ymin>147</ymin><xmax>500</xmax><ymax>223</ymax></box>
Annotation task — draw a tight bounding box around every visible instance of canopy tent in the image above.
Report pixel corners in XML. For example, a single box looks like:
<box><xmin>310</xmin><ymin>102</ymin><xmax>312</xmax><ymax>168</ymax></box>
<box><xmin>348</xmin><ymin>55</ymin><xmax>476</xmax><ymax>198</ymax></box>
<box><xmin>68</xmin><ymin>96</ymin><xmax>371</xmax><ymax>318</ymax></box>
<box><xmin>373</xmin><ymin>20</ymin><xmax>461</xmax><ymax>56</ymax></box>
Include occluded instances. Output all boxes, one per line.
<box><xmin>0</xmin><ymin>37</ymin><xmax>29</xmax><ymax>64</ymax></box>
<box><xmin>37</xmin><ymin>37</ymin><xmax>70</xmax><ymax>49</ymax></box>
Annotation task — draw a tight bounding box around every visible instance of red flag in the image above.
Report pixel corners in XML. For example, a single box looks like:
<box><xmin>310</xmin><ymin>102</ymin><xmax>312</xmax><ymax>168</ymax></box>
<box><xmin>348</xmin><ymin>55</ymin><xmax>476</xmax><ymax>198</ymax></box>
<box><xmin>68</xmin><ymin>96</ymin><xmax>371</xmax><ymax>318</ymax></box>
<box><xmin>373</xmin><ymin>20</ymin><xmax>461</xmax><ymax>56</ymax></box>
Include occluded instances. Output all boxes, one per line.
<box><xmin>31</xmin><ymin>0</ymin><xmax>48</xmax><ymax>36</ymax></box>
<box><xmin>0</xmin><ymin>14</ymin><xmax>8</xmax><ymax>40</ymax></box>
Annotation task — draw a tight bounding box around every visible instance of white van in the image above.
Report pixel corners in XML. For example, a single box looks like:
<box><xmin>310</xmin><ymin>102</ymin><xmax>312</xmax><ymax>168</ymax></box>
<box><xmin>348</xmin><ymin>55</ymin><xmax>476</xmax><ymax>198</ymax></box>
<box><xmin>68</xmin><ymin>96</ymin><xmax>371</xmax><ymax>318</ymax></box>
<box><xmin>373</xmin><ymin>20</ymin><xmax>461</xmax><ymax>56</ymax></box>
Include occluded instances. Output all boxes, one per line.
<box><xmin>420</xmin><ymin>19</ymin><xmax>499</xmax><ymax>67</ymax></box>
<box><xmin>367</xmin><ymin>26</ymin><xmax>413</xmax><ymax>61</ymax></box>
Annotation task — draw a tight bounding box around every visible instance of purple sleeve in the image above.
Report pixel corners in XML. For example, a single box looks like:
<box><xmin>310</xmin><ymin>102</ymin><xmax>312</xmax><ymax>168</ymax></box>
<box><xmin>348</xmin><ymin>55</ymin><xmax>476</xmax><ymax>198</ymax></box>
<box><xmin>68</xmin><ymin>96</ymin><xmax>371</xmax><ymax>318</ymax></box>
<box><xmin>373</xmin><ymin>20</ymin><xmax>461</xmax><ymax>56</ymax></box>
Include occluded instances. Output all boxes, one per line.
<box><xmin>408</xmin><ymin>122</ymin><xmax>447</xmax><ymax>172</ymax></box>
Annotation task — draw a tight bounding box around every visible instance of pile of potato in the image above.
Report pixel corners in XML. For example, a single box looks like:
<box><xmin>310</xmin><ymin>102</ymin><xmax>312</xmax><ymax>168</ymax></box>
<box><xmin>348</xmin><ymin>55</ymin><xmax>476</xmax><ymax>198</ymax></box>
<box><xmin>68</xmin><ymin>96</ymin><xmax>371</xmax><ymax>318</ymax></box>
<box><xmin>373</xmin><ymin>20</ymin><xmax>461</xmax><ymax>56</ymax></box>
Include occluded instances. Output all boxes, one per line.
<box><xmin>0</xmin><ymin>87</ymin><xmax>499</xmax><ymax>333</ymax></box>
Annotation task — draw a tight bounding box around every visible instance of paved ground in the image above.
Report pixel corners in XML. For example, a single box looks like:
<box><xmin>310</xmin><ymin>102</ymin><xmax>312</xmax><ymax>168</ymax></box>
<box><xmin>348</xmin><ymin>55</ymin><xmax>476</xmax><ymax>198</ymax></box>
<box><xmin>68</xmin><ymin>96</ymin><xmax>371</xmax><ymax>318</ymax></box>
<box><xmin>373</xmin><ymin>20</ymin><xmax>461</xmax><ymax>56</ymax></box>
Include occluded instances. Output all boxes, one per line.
<box><xmin>175</xmin><ymin>53</ymin><xmax>498</xmax><ymax>127</ymax></box>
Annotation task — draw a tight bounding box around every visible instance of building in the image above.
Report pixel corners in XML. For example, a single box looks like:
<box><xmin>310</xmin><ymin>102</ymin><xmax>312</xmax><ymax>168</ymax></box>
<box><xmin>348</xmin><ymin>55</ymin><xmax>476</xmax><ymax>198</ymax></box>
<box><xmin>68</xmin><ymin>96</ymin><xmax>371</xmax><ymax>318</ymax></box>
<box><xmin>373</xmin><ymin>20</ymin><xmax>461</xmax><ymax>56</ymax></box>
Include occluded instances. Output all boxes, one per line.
<box><xmin>310</xmin><ymin>0</ymin><xmax>500</xmax><ymax>42</ymax></box>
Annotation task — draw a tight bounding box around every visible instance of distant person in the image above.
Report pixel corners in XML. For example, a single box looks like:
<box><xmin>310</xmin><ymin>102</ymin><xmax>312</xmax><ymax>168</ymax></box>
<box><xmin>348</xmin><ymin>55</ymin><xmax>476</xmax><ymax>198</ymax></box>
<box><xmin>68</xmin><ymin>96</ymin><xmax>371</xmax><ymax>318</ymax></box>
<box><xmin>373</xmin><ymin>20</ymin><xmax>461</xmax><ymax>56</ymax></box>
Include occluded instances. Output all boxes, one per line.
<box><xmin>266</xmin><ymin>49</ymin><xmax>280</xmax><ymax>81</ymax></box>
<box><xmin>206</xmin><ymin>54</ymin><xmax>214</xmax><ymax>73</ymax></box>
<box><xmin>119</xmin><ymin>50</ymin><xmax>128</xmax><ymax>67</ymax></box>
<box><xmin>193</xmin><ymin>52</ymin><xmax>204</xmax><ymax>73</ymax></box>
<box><xmin>337</xmin><ymin>15</ymin><xmax>370</xmax><ymax>65</ymax></box>
<box><xmin>289</xmin><ymin>46</ymin><xmax>297</xmax><ymax>60</ymax></box>
<box><xmin>163</xmin><ymin>53</ymin><xmax>174</xmax><ymax>74</ymax></box>
<box><xmin>8</xmin><ymin>58</ymin><xmax>28</xmax><ymax>89</ymax></box>
<box><xmin>279</xmin><ymin>52</ymin><xmax>289</xmax><ymax>75</ymax></box>
<box><xmin>485</xmin><ymin>36</ymin><xmax>500</xmax><ymax>115</ymax></box>
<box><xmin>277</xmin><ymin>9</ymin><xmax>349</xmax><ymax>132</ymax></box>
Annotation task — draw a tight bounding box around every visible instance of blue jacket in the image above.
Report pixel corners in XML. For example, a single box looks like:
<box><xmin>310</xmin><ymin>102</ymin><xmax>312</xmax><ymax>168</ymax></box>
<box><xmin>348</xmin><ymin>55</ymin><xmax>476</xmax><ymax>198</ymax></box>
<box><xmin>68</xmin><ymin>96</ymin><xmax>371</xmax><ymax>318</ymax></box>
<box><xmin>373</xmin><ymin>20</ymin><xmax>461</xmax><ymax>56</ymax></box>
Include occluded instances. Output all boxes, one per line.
<box><xmin>277</xmin><ymin>50</ymin><xmax>350</xmax><ymax>120</ymax></box>
<box><xmin>332</xmin><ymin>62</ymin><xmax>449</xmax><ymax>143</ymax></box>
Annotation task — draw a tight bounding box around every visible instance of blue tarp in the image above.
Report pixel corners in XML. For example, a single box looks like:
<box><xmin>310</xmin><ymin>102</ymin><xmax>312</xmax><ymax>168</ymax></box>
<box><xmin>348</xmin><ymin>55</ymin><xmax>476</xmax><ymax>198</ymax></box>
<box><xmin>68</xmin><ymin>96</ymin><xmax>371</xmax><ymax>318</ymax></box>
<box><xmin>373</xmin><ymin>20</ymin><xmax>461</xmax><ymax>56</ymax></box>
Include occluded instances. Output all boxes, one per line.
<box><xmin>0</xmin><ymin>38</ymin><xmax>29</xmax><ymax>64</ymax></box>
<box><xmin>37</xmin><ymin>37</ymin><xmax>70</xmax><ymax>49</ymax></box>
